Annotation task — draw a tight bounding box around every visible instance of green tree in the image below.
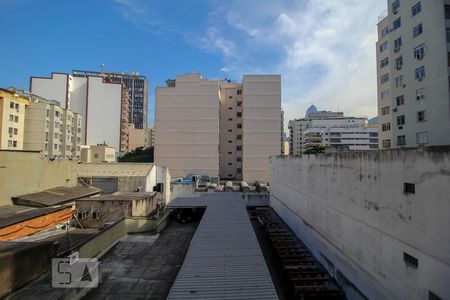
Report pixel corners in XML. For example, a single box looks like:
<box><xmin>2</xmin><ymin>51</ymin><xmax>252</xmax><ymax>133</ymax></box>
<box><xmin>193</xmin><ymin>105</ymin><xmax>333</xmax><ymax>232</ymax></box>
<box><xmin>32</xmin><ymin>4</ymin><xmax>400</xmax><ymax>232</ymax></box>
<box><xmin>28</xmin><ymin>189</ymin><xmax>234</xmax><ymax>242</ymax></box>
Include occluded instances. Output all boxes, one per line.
<box><xmin>118</xmin><ymin>147</ymin><xmax>154</xmax><ymax>162</ymax></box>
<box><xmin>303</xmin><ymin>144</ymin><xmax>327</xmax><ymax>154</ymax></box>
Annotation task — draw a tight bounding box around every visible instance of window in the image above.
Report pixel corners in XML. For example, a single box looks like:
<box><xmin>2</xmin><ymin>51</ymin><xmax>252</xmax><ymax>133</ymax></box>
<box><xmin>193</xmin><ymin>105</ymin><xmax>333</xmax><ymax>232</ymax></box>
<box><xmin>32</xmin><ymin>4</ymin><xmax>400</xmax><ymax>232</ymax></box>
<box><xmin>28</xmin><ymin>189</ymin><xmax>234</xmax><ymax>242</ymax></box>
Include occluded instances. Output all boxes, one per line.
<box><xmin>228</xmin><ymin>163</ymin><xmax>232</xmax><ymax>166</ymax></box>
<box><xmin>9</xmin><ymin>102</ymin><xmax>14</xmax><ymax>109</ymax></box>
<box><xmin>417</xmin><ymin>110</ymin><xmax>426</xmax><ymax>122</ymax></box>
<box><xmin>397</xmin><ymin>135</ymin><xmax>406</xmax><ymax>146</ymax></box>
<box><xmin>237</xmin><ymin>123</ymin><xmax>242</xmax><ymax>129</ymax></box>
<box><xmin>415</xmin><ymin>66</ymin><xmax>425</xmax><ymax>80</ymax></box>
<box><xmin>54</xmin><ymin>133</ymin><xmax>58</xmax><ymax>139</ymax></box>
<box><xmin>77</xmin><ymin>211</ymin><xmax>87</xmax><ymax>220</ymax></box>
<box><xmin>13</xmin><ymin>128</ymin><xmax>18</xmax><ymax>135</ymax></box>
<box><xmin>381</xmin><ymin>73</ymin><xmax>390</xmax><ymax>84</ymax></box>
<box><xmin>55</xmin><ymin>122</ymin><xmax>60</xmax><ymax>128</ymax></box>
<box><xmin>395</xmin><ymin>75</ymin><xmax>404</xmax><ymax>87</ymax></box>
<box><xmin>379</xmin><ymin>41</ymin><xmax>388</xmax><ymax>53</ymax></box>
<box><xmin>395</xmin><ymin>56</ymin><xmax>403</xmax><ymax>69</ymax></box>
<box><xmin>382</xmin><ymin>139</ymin><xmax>391</xmax><ymax>148</ymax></box>
<box><xmin>393</xmin><ymin>18</ymin><xmax>401</xmax><ymax>30</ymax></box>
<box><xmin>416</xmin><ymin>88</ymin><xmax>426</xmax><ymax>101</ymax></box>
<box><xmin>236</xmin><ymin>146</ymin><xmax>242</xmax><ymax>151</ymax></box>
<box><xmin>237</xmin><ymin>168</ymin><xmax>242</xmax><ymax>174</ymax></box>
<box><xmin>446</xmin><ymin>5</ymin><xmax>450</xmax><ymax>19</ymax></box>
<box><xmin>381</xmin><ymin>90</ymin><xmax>390</xmax><ymax>100</ymax></box>
<box><xmin>228</xmin><ymin>151</ymin><xmax>232</xmax><ymax>154</ymax></box>
<box><xmin>228</xmin><ymin>107</ymin><xmax>233</xmax><ymax>110</ymax></box>
<box><xmin>448</xmin><ymin>52</ymin><xmax>450</xmax><ymax>67</ymax></box>
<box><xmin>12</xmin><ymin>141</ymin><xmax>17</xmax><ymax>147</ymax></box>
<box><xmin>237</xmin><ymin>134</ymin><xmax>242</xmax><ymax>140</ymax></box>
<box><xmin>8</xmin><ymin>127</ymin><xmax>13</xmax><ymax>134</ymax></box>
<box><xmin>382</xmin><ymin>123</ymin><xmax>391</xmax><ymax>131</ymax></box>
<box><xmin>397</xmin><ymin>115</ymin><xmax>405</xmax><ymax>126</ymax></box>
<box><xmin>228</xmin><ymin>118</ymin><xmax>233</xmax><ymax>121</ymax></box>
<box><xmin>416</xmin><ymin>132</ymin><xmax>428</xmax><ymax>145</ymax></box>
<box><xmin>237</xmin><ymin>101</ymin><xmax>242</xmax><ymax>106</ymax></box>
<box><xmin>55</xmin><ymin>111</ymin><xmax>60</xmax><ymax>117</ymax></box>
<box><xmin>14</xmin><ymin>116</ymin><xmax>18</xmax><ymax>122</ymax></box>
<box><xmin>412</xmin><ymin>2</ymin><xmax>421</xmax><ymax>16</ymax></box>
<box><xmin>9</xmin><ymin>114</ymin><xmax>14</xmax><ymax>122</ymax></box>
<box><xmin>94</xmin><ymin>153</ymin><xmax>99</xmax><ymax>158</ymax></box>
<box><xmin>396</xmin><ymin>95</ymin><xmax>405</xmax><ymax>106</ymax></box>
<box><xmin>228</xmin><ymin>140</ymin><xmax>232</xmax><ymax>143</ymax></box>
<box><xmin>381</xmin><ymin>106</ymin><xmax>390</xmax><ymax>115</ymax></box>
<box><xmin>45</xmin><ymin>132</ymin><xmax>49</xmax><ymax>141</ymax></box>
<box><xmin>228</xmin><ymin>129</ymin><xmax>232</xmax><ymax>132</ymax></box>
<box><xmin>414</xmin><ymin>44</ymin><xmax>425</xmax><ymax>59</ymax></box>
<box><xmin>46</xmin><ymin>109</ymin><xmax>50</xmax><ymax>117</ymax></box>
<box><xmin>237</xmin><ymin>90</ymin><xmax>242</xmax><ymax>95</ymax></box>
<box><xmin>228</xmin><ymin>96</ymin><xmax>233</xmax><ymax>99</ymax></box>
<box><xmin>394</xmin><ymin>37</ymin><xmax>402</xmax><ymax>50</ymax></box>
<box><xmin>54</xmin><ymin>144</ymin><xmax>58</xmax><ymax>150</ymax></box>
<box><xmin>447</xmin><ymin>28</ymin><xmax>450</xmax><ymax>43</ymax></box>
<box><xmin>92</xmin><ymin>210</ymin><xmax>101</xmax><ymax>219</ymax></box>
<box><xmin>8</xmin><ymin>140</ymin><xmax>13</xmax><ymax>147</ymax></box>
<box><xmin>237</xmin><ymin>112</ymin><xmax>242</xmax><ymax>117</ymax></box>
<box><xmin>392</xmin><ymin>0</ymin><xmax>400</xmax><ymax>13</ymax></box>
<box><xmin>381</xmin><ymin>26</ymin><xmax>389</xmax><ymax>37</ymax></box>
<box><xmin>413</xmin><ymin>24</ymin><xmax>423</xmax><ymax>38</ymax></box>
<box><xmin>237</xmin><ymin>157</ymin><xmax>242</xmax><ymax>162</ymax></box>
<box><xmin>403</xmin><ymin>252</ymin><xmax>418</xmax><ymax>268</ymax></box>
<box><xmin>380</xmin><ymin>57</ymin><xmax>389</xmax><ymax>68</ymax></box>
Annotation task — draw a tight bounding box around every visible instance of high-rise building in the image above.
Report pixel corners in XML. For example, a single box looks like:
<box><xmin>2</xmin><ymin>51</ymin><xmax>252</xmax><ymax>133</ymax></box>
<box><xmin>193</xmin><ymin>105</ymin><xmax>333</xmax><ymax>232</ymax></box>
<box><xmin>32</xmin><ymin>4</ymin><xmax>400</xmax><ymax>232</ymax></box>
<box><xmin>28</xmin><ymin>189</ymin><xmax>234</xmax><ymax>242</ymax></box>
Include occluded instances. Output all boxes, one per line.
<box><xmin>0</xmin><ymin>88</ymin><xmax>29</xmax><ymax>150</ymax></box>
<box><xmin>72</xmin><ymin>70</ymin><xmax>148</xmax><ymax>130</ymax></box>
<box><xmin>289</xmin><ymin>106</ymin><xmax>378</xmax><ymax>154</ymax></box>
<box><xmin>30</xmin><ymin>72</ymin><xmax>125</xmax><ymax>150</ymax></box>
<box><xmin>377</xmin><ymin>1</ymin><xmax>450</xmax><ymax>149</ymax></box>
<box><xmin>18</xmin><ymin>91</ymin><xmax>83</xmax><ymax>159</ymax></box>
<box><xmin>145</xmin><ymin>125</ymin><xmax>154</xmax><ymax>148</ymax></box>
<box><xmin>155</xmin><ymin>73</ymin><xmax>281</xmax><ymax>182</ymax></box>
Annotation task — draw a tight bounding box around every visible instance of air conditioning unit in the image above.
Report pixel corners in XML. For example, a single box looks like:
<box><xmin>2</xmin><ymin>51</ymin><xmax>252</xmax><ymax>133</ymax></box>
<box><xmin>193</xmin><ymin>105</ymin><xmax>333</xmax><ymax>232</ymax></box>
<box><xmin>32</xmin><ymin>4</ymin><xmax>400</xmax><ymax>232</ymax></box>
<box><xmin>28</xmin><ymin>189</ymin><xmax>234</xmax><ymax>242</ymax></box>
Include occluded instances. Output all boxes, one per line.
<box><xmin>396</xmin><ymin>64</ymin><xmax>402</xmax><ymax>70</ymax></box>
<box><xmin>398</xmin><ymin>126</ymin><xmax>403</xmax><ymax>130</ymax></box>
<box><xmin>417</xmin><ymin>54</ymin><xmax>423</xmax><ymax>60</ymax></box>
<box><xmin>402</xmin><ymin>84</ymin><xmax>407</xmax><ymax>88</ymax></box>
<box><xmin>394</xmin><ymin>48</ymin><xmax>400</xmax><ymax>53</ymax></box>
<box><xmin>393</xmin><ymin>107</ymin><xmax>398</xmax><ymax>112</ymax></box>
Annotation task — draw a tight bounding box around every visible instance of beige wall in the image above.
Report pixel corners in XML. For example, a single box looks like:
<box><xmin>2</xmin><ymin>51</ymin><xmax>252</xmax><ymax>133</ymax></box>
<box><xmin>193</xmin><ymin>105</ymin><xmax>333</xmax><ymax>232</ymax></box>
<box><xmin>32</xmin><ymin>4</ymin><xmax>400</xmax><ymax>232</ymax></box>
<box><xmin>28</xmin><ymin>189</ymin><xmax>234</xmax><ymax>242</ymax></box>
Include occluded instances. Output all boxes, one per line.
<box><xmin>242</xmin><ymin>75</ymin><xmax>281</xmax><ymax>182</ymax></box>
<box><xmin>155</xmin><ymin>73</ymin><xmax>220</xmax><ymax>178</ymax></box>
<box><xmin>0</xmin><ymin>90</ymin><xmax>29</xmax><ymax>150</ymax></box>
<box><xmin>80</xmin><ymin>145</ymin><xmax>115</xmax><ymax>163</ymax></box>
<box><xmin>0</xmin><ymin>151</ymin><xmax>77</xmax><ymax>206</ymax></box>
<box><xmin>128</xmin><ymin>126</ymin><xmax>145</xmax><ymax>151</ymax></box>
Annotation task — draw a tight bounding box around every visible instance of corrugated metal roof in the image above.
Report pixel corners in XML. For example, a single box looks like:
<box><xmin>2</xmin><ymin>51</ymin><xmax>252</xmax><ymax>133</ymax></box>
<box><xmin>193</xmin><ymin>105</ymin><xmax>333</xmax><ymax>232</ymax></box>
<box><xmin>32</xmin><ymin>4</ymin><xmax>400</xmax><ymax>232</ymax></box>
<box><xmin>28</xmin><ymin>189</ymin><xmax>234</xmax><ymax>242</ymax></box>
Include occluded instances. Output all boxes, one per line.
<box><xmin>77</xmin><ymin>163</ymin><xmax>153</xmax><ymax>177</ymax></box>
<box><xmin>167</xmin><ymin>193</ymin><xmax>278</xmax><ymax>300</ymax></box>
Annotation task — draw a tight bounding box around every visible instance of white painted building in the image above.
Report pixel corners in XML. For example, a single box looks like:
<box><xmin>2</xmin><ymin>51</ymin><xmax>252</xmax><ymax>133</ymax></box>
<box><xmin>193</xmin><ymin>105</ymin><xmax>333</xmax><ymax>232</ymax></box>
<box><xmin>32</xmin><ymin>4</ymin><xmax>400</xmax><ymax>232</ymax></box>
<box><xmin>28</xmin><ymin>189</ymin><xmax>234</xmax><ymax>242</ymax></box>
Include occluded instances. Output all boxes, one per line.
<box><xmin>30</xmin><ymin>72</ymin><xmax>124</xmax><ymax>150</ymax></box>
<box><xmin>377</xmin><ymin>0</ymin><xmax>450</xmax><ymax>149</ymax></box>
<box><xmin>270</xmin><ymin>148</ymin><xmax>450</xmax><ymax>300</ymax></box>
<box><xmin>155</xmin><ymin>73</ymin><xmax>281</xmax><ymax>182</ymax></box>
<box><xmin>289</xmin><ymin>107</ymin><xmax>377</xmax><ymax>154</ymax></box>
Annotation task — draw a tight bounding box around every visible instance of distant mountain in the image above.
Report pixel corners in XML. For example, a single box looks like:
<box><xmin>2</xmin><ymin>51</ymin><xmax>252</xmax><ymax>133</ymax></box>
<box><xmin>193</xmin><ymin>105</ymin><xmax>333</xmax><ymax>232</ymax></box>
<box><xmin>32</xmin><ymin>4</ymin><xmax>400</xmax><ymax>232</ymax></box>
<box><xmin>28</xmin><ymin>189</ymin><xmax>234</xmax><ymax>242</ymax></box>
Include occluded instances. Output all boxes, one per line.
<box><xmin>368</xmin><ymin>117</ymin><xmax>379</xmax><ymax>125</ymax></box>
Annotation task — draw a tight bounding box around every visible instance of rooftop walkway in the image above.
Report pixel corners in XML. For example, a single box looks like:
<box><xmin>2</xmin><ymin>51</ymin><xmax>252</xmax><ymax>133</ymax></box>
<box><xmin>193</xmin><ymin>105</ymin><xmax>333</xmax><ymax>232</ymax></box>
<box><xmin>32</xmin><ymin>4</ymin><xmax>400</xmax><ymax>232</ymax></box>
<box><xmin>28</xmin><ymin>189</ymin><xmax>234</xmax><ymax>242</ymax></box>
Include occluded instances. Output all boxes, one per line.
<box><xmin>167</xmin><ymin>193</ymin><xmax>278</xmax><ymax>300</ymax></box>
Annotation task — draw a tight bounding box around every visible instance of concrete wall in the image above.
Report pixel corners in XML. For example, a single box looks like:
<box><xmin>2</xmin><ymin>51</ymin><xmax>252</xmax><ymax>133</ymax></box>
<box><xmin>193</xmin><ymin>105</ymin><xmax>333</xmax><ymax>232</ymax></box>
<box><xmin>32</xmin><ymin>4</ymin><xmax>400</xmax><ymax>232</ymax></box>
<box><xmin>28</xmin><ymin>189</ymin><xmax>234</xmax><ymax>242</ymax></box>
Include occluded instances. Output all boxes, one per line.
<box><xmin>0</xmin><ymin>151</ymin><xmax>78</xmax><ymax>206</ymax></box>
<box><xmin>243</xmin><ymin>75</ymin><xmax>281</xmax><ymax>183</ymax></box>
<box><xmin>30</xmin><ymin>73</ymin><xmax>68</xmax><ymax>108</ymax></box>
<box><xmin>270</xmin><ymin>148</ymin><xmax>450</xmax><ymax>300</ymax></box>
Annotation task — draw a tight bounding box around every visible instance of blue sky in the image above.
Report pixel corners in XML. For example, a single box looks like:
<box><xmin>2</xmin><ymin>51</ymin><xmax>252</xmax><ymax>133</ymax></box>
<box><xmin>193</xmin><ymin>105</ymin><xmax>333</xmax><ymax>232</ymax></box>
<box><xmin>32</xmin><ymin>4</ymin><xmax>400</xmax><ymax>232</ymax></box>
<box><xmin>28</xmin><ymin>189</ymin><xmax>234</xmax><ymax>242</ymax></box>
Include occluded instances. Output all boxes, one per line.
<box><xmin>0</xmin><ymin>0</ymin><xmax>386</xmax><ymax>125</ymax></box>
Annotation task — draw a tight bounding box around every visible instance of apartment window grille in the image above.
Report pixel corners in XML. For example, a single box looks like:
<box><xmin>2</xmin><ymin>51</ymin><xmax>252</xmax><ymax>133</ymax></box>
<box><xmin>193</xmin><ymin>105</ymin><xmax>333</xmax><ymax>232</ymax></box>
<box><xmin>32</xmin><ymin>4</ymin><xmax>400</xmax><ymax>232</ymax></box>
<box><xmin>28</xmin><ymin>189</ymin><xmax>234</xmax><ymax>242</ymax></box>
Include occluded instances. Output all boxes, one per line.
<box><xmin>397</xmin><ymin>115</ymin><xmax>405</xmax><ymax>126</ymax></box>
<box><xmin>417</xmin><ymin>110</ymin><xmax>426</xmax><ymax>122</ymax></box>
<box><xmin>413</xmin><ymin>24</ymin><xmax>423</xmax><ymax>38</ymax></box>
<box><xmin>395</xmin><ymin>75</ymin><xmax>404</xmax><ymax>88</ymax></box>
<box><xmin>412</xmin><ymin>2</ymin><xmax>421</xmax><ymax>16</ymax></box>
<box><xmin>416</xmin><ymin>88</ymin><xmax>425</xmax><ymax>101</ymax></box>
<box><xmin>381</xmin><ymin>73</ymin><xmax>390</xmax><ymax>84</ymax></box>
<box><xmin>397</xmin><ymin>135</ymin><xmax>406</xmax><ymax>146</ymax></box>
<box><xmin>382</xmin><ymin>123</ymin><xmax>391</xmax><ymax>131</ymax></box>
<box><xmin>380</xmin><ymin>57</ymin><xmax>389</xmax><ymax>68</ymax></box>
<box><xmin>381</xmin><ymin>106</ymin><xmax>390</xmax><ymax>115</ymax></box>
<box><xmin>392</xmin><ymin>0</ymin><xmax>400</xmax><ymax>13</ymax></box>
<box><xmin>416</xmin><ymin>132</ymin><xmax>428</xmax><ymax>145</ymax></box>
<box><xmin>393</xmin><ymin>18</ymin><xmax>401</xmax><ymax>30</ymax></box>
<box><xmin>381</xmin><ymin>90</ymin><xmax>390</xmax><ymax>100</ymax></box>
<box><xmin>396</xmin><ymin>95</ymin><xmax>405</xmax><ymax>106</ymax></box>
<box><xmin>379</xmin><ymin>41</ymin><xmax>388</xmax><ymax>53</ymax></box>
<box><xmin>415</xmin><ymin>66</ymin><xmax>425</xmax><ymax>80</ymax></box>
<box><xmin>394</xmin><ymin>37</ymin><xmax>402</xmax><ymax>50</ymax></box>
<box><xmin>414</xmin><ymin>44</ymin><xmax>425</xmax><ymax>60</ymax></box>
<box><xmin>403</xmin><ymin>252</ymin><xmax>418</xmax><ymax>268</ymax></box>
<box><xmin>395</xmin><ymin>56</ymin><xmax>403</xmax><ymax>70</ymax></box>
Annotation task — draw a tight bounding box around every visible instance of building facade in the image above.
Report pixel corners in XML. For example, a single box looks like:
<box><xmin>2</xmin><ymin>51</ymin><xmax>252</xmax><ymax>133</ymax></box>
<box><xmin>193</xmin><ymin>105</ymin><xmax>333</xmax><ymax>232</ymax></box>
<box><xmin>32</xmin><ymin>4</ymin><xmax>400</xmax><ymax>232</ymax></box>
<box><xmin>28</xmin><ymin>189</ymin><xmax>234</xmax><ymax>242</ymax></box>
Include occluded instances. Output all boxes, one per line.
<box><xmin>154</xmin><ymin>73</ymin><xmax>281</xmax><ymax>182</ymax></box>
<box><xmin>17</xmin><ymin>91</ymin><xmax>82</xmax><ymax>159</ymax></box>
<box><xmin>30</xmin><ymin>72</ymin><xmax>124</xmax><ymax>150</ymax></box>
<box><xmin>127</xmin><ymin>125</ymin><xmax>145</xmax><ymax>152</ymax></box>
<box><xmin>289</xmin><ymin>108</ymin><xmax>378</xmax><ymax>154</ymax></box>
<box><xmin>377</xmin><ymin>0</ymin><xmax>450</xmax><ymax>149</ymax></box>
<box><xmin>146</xmin><ymin>125</ymin><xmax>154</xmax><ymax>148</ymax></box>
<box><xmin>72</xmin><ymin>70</ymin><xmax>148</xmax><ymax>130</ymax></box>
<box><xmin>80</xmin><ymin>144</ymin><xmax>116</xmax><ymax>163</ymax></box>
<box><xmin>0</xmin><ymin>89</ymin><xmax>29</xmax><ymax>150</ymax></box>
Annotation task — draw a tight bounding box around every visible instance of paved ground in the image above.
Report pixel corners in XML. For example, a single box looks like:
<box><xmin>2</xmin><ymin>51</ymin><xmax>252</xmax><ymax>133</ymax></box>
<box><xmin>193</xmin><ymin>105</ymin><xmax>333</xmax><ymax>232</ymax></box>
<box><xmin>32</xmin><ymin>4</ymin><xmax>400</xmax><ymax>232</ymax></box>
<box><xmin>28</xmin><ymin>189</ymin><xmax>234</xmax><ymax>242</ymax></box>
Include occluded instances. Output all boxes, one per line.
<box><xmin>83</xmin><ymin>221</ymin><xmax>198</xmax><ymax>300</ymax></box>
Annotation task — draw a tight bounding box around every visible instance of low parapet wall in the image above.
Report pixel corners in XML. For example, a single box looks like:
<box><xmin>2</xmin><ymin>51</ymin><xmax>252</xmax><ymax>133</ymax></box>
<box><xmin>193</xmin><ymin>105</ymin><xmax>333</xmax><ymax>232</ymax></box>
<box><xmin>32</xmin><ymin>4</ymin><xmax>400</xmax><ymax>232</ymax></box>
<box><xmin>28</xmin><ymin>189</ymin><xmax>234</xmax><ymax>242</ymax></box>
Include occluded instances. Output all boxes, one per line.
<box><xmin>270</xmin><ymin>147</ymin><xmax>450</xmax><ymax>300</ymax></box>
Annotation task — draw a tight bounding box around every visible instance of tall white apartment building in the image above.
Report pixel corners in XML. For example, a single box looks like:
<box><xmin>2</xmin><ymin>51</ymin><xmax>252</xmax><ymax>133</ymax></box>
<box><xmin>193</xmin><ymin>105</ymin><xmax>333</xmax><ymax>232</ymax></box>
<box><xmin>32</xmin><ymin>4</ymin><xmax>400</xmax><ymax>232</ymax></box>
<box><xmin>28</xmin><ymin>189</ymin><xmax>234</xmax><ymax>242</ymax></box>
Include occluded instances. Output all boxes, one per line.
<box><xmin>155</xmin><ymin>73</ymin><xmax>281</xmax><ymax>182</ymax></box>
<box><xmin>377</xmin><ymin>0</ymin><xmax>450</xmax><ymax>149</ymax></box>
<box><xmin>18</xmin><ymin>91</ymin><xmax>82</xmax><ymax>159</ymax></box>
<box><xmin>289</xmin><ymin>106</ymin><xmax>378</xmax><ymax>154</ymax></box>
<box><xmin>30</xmin><ymin>72</ymin><xmax>125</xmax><ymax>150</ymax></box>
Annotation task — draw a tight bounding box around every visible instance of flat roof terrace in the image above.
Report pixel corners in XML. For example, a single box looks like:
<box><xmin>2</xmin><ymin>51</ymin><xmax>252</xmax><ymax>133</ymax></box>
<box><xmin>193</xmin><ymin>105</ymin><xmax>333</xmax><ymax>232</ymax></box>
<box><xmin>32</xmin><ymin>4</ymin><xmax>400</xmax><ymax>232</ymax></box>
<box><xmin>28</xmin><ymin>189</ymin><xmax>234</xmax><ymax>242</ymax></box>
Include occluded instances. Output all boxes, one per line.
<box><xmin>167</xmin><ymin>193</ymin><xmax>278</xmax><ymax>300</ymax></box>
